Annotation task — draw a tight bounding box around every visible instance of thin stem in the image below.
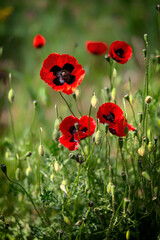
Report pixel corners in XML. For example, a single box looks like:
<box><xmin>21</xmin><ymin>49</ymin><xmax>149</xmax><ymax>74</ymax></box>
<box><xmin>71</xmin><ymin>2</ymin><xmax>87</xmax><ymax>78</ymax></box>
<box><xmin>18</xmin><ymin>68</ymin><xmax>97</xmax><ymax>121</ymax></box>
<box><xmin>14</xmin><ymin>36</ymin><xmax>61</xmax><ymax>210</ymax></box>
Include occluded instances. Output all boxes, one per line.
<box><xmin>129</xmin><ymin>102</ymin><xmax>140</xmax><ymax>144</ymax></box>
<box><xmin>88</xmin><ymin>104</ymin><xmax>92</xmax><ymax>153</ymax></box>
<box><xmin>8</xmin><ymin>102</ymin><xmax>17</xmax><ymax>144</ymax></box>
<box><xmin>59</xmin><ymin>92</ymin><xmax>75</xmax><ymax>116</ymax></box>
<box><xmin>73</xmin><ymin>96</ymin><xmax>83</xmax><ymax>117</ymax></box>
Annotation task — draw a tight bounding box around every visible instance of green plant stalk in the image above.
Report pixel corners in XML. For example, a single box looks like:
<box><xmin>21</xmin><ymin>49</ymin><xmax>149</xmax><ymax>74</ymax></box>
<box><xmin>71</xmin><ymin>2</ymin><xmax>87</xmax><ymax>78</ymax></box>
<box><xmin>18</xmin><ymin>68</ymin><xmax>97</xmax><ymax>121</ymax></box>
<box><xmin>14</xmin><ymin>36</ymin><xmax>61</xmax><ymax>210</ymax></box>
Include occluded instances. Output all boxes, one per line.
<box><xmin>120</xmin><ymin>148</ymin><xmax>129</xmax><ymax>178</ymax></box>
<box><xmin>59</xmin><ymin>92</ymin><xmax>75</xmax><ymax>116</ymax></box>
<box><xmin>88</xmin><ymin>104</ymin><xmax>92</xmax><ymax>154</ymax></box>
<box><xmin>2</xmin><ymin>171</ymin><xmax>45</xmax><ymax>225</ymax></box>
<box><xmin>129</xmin><ymin>101</ymin><xmax>140</xmax><ymax>144</ymax></box>
<box><xmin>73</xmin><ymin>95</ymin><xmax>83</xmax><ymax>117</ymax></box>
<box><xmin>75</xmin><ymin>208</ymin><xmax>90</xmax><ymax>240</ymax></box>
<box><xmin>104</xmin><ymin>134</ymin><xmax>110</xmax><ymax>196</ymax></box>
<box><xmin>8</xmin><ymin>103</ymin><xmax>17</xmax><ymax>144</ymax></box>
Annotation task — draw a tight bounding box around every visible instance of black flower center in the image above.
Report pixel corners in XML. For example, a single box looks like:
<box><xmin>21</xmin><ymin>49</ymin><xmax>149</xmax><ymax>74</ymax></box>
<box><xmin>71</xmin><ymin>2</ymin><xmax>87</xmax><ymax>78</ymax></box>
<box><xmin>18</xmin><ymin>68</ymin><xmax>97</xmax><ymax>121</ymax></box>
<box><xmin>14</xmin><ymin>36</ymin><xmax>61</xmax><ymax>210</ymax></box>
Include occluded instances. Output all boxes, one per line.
<box><xmin>109</xmin><ymin>128</ymin><xmax>116</xmax><ymax>135</ymax></box>
<box><xmin>103</xmin><ymin>112</ymin><xmax>115</xmax><ymax>123</ymax></box>
<box><xmin>115</xmin><ymin>48</ymin><xmax>124</xmax><ymax>58</ymax></box>
<box><xmin>69</xmin><ymin>125</ymin><xmax>88</xmax><ymax>142</ymax></box>
<box><xmin>50</xmin><ymin>63</ymin><xmax>75</xmax><ymax>86</ymax></box>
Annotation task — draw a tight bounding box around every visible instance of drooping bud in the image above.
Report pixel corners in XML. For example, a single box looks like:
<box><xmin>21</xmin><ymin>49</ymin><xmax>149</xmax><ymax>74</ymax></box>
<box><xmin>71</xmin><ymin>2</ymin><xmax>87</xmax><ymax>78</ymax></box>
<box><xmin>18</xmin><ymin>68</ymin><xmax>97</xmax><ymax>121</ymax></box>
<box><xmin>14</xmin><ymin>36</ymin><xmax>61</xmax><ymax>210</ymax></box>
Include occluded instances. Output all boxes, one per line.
<box><xmin>88</xmin><ymin>201</ymin><xmax>94</xmax><ymax>207</ymax></box>
<box><xmin>95</xmin><ymin>130</ymin><xmax>102</xmax><ymax>145</ymax></box>
<box><xmin>8</xmin><ymin>89</ymin><xmax>15</xmax><ymax>103</ymax></box>
<box><xmin>126</xmin><ymin>229</ymin><xmax>130</xmax><ymax>240</ymax></box>
<box><xmin>54</xmin><ymin>161</ymin><xmax>59</xmax><ymax>172</ymax></box>
<box><xmin>138</xmin><ymin>146</ymin><xmax>145</xmax><ymax>156</ymax></box>
<box><xmin>75</xmin><ymin>220</ymin><xmax>82</xmax><ymax>226</ymax></box>
<box><xmin>145</xmin><ymin>96</ymin><xmax>152</xmax><ymax>104</ymax></box>
<box><xmin>54</xmin><ymin>118</ymin><xmax>60</xmax><ymax>130</ymax></box>
<box><xmin>91</xmin><ymin>92</ymin><xmax>98</xmax><ymax>108</ymax></box>
<box><xmin>25</xmin><ymin>151</ymin><xmax>32</xmax><ymax>158</ymax></box>
<box><xmin>38</xmin><ymin>144</ymin><xmax>44</xmax><ymax>156</ymax></box>
<box><xmin>142</xmin><ymin>171</ymin><xmax>151</xmax><ymax>182</ymax></box>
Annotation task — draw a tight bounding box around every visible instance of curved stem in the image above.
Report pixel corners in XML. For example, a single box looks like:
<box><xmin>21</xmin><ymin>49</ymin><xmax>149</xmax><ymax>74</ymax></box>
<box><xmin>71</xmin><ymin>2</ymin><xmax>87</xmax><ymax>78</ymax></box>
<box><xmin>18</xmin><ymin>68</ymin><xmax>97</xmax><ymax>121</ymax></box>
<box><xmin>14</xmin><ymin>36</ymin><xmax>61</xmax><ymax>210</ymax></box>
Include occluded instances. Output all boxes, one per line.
<box><xmin>59</xmin><ymin>92</ymin><xmax>75</xmax><ymax>116</ymax></box>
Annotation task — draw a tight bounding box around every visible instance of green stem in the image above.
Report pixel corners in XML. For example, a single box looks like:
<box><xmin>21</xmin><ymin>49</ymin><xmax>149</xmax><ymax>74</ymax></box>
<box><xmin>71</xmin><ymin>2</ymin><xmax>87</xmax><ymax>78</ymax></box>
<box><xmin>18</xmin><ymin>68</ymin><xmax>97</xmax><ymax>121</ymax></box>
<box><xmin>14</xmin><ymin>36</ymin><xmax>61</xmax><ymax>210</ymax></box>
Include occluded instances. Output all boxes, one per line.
<box><xmin>8</xmin><ymin>103</ymin><xmax>17</xmax><ymax>144</ymax></box>
<box><xmin>129</xmin><ymin>102</ymin><xmax>140</xmax><ymax>144</ymax></box>
<box><xmin>59</xmin><ymin>92</ymin><xmax>75</xmax><ymax>116</ymax></box>
<box><xmin>88</xmin><ymin>104</ymin><xmax>92</xmax><ymax>153</ymax></box>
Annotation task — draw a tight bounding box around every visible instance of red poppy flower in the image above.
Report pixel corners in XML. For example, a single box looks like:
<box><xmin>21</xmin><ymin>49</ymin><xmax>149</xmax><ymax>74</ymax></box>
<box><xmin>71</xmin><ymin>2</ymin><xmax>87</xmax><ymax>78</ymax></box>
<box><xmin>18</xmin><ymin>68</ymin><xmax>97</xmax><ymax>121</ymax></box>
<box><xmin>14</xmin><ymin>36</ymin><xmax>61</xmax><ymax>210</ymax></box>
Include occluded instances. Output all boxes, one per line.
<box><xmin>40</xmin><ymin>53</ymin><xmax>85</xmax><ymax>95</ymax></box>
<box><xmin>109</xmin><ymin>117</ymin><xmax>135</xmax><ymax>137</ymax></box>
<box><xmin>109</xmin><ymin>41</ymin><xmax>132</xmax><ymax>64</ymax></box>
<box><xmin>33</xmin><ymin>34</ymin><xmax>46</xmax><ymax>48</ymax></box>
<box><xmin>86</xmin><ymin>41</ymin><xmax>108</xmax><ymax>55</ymax></box>
<box><xmin>97</xmin><ymin>103</ymin><xmax>124</xmax><ymax>127</ymax></box>
<box><xmin>59</xmin><ymin>115</ymin><xmax>96</xmax><ymax>151</ymax></box>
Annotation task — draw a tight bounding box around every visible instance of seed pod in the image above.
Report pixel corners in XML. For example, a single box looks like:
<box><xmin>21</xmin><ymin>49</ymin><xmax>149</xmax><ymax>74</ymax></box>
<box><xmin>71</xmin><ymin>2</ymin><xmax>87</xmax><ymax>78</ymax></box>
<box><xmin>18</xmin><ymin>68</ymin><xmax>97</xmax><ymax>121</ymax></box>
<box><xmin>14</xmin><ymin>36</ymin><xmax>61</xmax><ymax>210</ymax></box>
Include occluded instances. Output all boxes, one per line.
<box><xmin>145</xmin><ymin>96</ymin><xmax>152</xmax><ymax>104</ymax></box>
<box><xmin>95</xmin><ymin>130</ymin><xmax>102</xmax><ymax>145</ymax></box>
<box><xmin>138</xmin><ymin>146</ymin><xmax>145</xmax><ymax>156</ymax></box>
<box><xmin>91</xmin><ymin>92</ymin><xmax>98</xmax><ymax>108</ymax></box>
<box><xmin>8</xmin><ymin>89</ymin><xmax>15</xmax><ymax>103</ymax></box>
<box><xmin>88</xmin><ymin>201</ymin><xmax>94</xmax><ymax>207</ymax></box>
<box><xmin>54</xmin><ymin>118</ymin><xmax>60</xmax><ymax>130</ymax></box>
<box><xmin>38</xmin><ymin>144</ymin><xmax>44</xmax><ymax>156</ymax></box>
<box><xmin>54</xmin><ymin>161</ymin><xmax>59</xmax><ymax>172</ymax></box>
<box><xmin>126</xmin><ymin>229</ymin><xmax>130</xmax><ymax>240</ymax></box>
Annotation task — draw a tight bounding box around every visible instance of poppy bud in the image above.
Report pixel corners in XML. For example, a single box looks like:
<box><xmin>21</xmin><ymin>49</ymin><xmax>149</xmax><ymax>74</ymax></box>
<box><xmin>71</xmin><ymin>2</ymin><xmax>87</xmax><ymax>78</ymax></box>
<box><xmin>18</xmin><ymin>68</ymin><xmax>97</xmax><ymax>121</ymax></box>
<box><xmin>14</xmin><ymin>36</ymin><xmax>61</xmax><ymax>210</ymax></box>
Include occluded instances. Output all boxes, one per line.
<box><xmin>33</xmin><ymin>100</ymin><xmax>38</xmax><ymax>109</ymax></box>
<box><xmin>33</xmin><ymin>34</ymin><xmax>46</xmax><ymax>48</ymax></box>
<box><xmin>91</xmin><ymin>92</ymin><xmax>98</xmax><ymax>108</ymax></box>
<box><xmin>121</xmin><ymin>171</ymin><xmax>126</xmax><ymax>182</ymax></box>
<box><xmin>119</xmin><ymin>137</ymin><xmax>123</xmax><ymax>149</ymax></box>
<box><xmin>142</xmin><ymin>171</ymin><xmax>151</xmax><ymax>182</ymax></box>
<box><xmin>124</xmin><ymin>94</ymin><xmax>130</xmax><ymax>102</ymax></box>
<box><xmin>84</xmin><ymin>145</ymin><xmax>89</xmax><ymax>155</ymax></box>
<box><xmin>142</xmin><ymin>49</ymin><xmax>147</xmax><ymax>58</ymax></box>
<box><xmin>60</xmin><ymin>184</ymin><xmax>69</xmax><ymax>196</ymax></box>
<box><xmin>50</xmin><ymin>173</ymin><xmax>54</xmax><ymax>182</ymax></box>
<box><xmin>8</xmin><ymin>89</ymin><xmax>15</xmax><ymax>103</ymax></box>
<box><xmin>107</xmin><ymin>182</ymin><xmax>112</xmax><ymax>194</ymax></box>
<box><xmin>38</xmin><ymin>144</ymin><xmax>44</xmax><ymax>156</ymax></box>
<box><xmin>63</xmin><ymin>215</ymin><xmax>70</xmax><ymax>225</ymax></box>
<box><xmin>126</xmin><ymin>229</ymin><xmax>130</xmax><ymax>240</ymax></box>
<box><xmin>15</xmin><ymin>168</ymin><xmax>20</xmax><ymax>180</ymax></box>
<box><xmin>25</xmin><ymin>151</ymin><xmax>32</xmax><ymax>158</ymax></box>
<box><xmin>72</xmin><ymin>92</ymin><xmax>76</xmax><ymax>100</ymax></box>
<box><xmin>1</xmin><ymin>164</ymin><xmax>7</xmax><ymax>175</ymax></box>
<box><xmin>75</xmin><ymin>220</ymin><xmax>82</xmax><ymax>226</ymax></box>
<box><xmin>54</xmin><ymin>118</ymin><xmax>60</xmax><ymax>130</ymax></box>
<box><xmin>129</xmin><ymin>94</ymin><xmax>133</xmax><ymax>104</ymax></box>
<box><xmin>138</xmin><ymin>146</ymin><xmax>145</xmax><ymax>156</ymax></box>
<box><xmin>75</xmin><ymin>89</ymin><xmax>80</xmax><ymax>98</ymax></box>
<box><xmin>156</xmin><ymin>4</ymin><xmax>160</xmax><ymax>12</ymax></box>
<box><xmin>111</xmin><ymin>184</ymin><xmax>115</xmax><ymax>197</ymax></box>
<box><xmin>26</xmin><ymin>165</ymin><xmax>31</xmax><ymax>176</ymax></box>
<box><xmin>112</xmin><ymin>68</ymin><xmax>117</xmax><ymax>79</ymax></box>
<box><xmin>52</xmin><ymin>129</ymin><xmax>60</xmax><ymax>142</ymax></box>
<box><xmin>124</xmin><ymin>126</ymin><xmax>129</xmax><ymax>135</ymax></box>
<box><xmin>95</xmin><ymin>130</ymin><xmax>102</xmax><ymax>145</ymax></box>
<box><xmin>144</xmin><ymin>34</ymin><xmax>148</xmax><ymax>43</ymax></box>
<box><xmin>88</xmin><ymin>201</ymin><xmax>94</xmax><ymax>207</ymax></box>
<box><xmin>111</xmin><ymin>88</ymin><xmax>116</xmax><ymax>101</ymax></box>
<box><xmin>105</xmin><ymin>54</ymin><xmax>110</xmax><ymax>62</ymax></box>
<box><xmin>145</xmin><ymin>96</ymin><xmax>152</xmax><ymax>104</ymax></box>
<box><xmin>76</xmin><ymin>153</ymin><xmax>84</xmax><ymax>164</ymax></box>
<box><xmin>54</xmin><ymin>161</ymin><xmax>59</xmax><ymax>172</ymax></box>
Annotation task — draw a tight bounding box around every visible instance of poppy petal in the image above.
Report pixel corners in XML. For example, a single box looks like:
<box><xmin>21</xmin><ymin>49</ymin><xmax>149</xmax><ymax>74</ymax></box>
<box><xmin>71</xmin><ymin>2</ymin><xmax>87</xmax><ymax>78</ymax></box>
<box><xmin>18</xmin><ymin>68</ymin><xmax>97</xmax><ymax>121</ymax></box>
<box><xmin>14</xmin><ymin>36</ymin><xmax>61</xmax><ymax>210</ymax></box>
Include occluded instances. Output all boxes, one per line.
<box><xmin>86</xmin><ymin>41</ymin><xmax>108</xmax><ymax>55</ymax></box>
<box><xmin>59</xmin><ymin>135</ymin><xmax>79</xmax><ymax>151</ymax></box>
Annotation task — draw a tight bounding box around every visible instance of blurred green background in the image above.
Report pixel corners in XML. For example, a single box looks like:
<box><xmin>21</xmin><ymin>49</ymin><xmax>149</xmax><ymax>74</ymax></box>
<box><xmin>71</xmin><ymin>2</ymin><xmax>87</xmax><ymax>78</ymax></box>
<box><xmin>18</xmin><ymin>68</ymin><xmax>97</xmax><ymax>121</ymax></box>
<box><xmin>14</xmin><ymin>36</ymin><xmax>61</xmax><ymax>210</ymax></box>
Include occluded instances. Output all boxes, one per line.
<box><xmin>0</xmin><ymin>0</ymin><xmax>159</xmax><ymax>137</ymax></box>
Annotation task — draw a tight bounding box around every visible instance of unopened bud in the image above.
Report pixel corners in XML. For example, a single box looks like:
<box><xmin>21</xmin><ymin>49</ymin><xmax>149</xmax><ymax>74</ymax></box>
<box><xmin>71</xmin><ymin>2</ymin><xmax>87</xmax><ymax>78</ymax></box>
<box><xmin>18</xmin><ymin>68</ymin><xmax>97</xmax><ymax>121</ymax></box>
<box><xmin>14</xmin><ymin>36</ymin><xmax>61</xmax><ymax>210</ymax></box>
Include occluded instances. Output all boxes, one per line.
<box><xmin>105</xmin><ymin>54</ymin><xmax>110</xmax><ymax>62</ymax></box>
<box><xmin>156</xmin><ymin>4</ymin><xmax>160</xmax><ymax>12</ymax></box>
<box><xmin>124</xmin><ymin>126</ymin><xmax>129</xmax><ymax>135</ymax></box>
<box><xmin>52</xmin><ymin>129</ymin><xmax>60</xmax><ymax>142</ymax></box>
<box><xmin>33</xmin><ymin>100</ymin><xmax>38</xmax><ymax>108</ymax></box>
<box><xmin>1</xmin><ymin>164</ymin><xmax>7</xmax><ymax>175</ymax></box>
<box><xmin>112</xmin><ymin>68</ymin><xmax>117</xmax><ymax>79</ymax></box>
<box><xmin>126</xmin><ymin>229</ymin><xmax>130</xmax><ymax>240</ymax></box>
<box><xmin>91</xmin><ymin>93</ymin><xmax>98</xmax><ymax>108</ymax></box>
<box><xmin>63</xmin><ymin>215</ymin><xmax>70</xmax><ymax>225</ymax></box>
<box><xmin>60</xmin><ymin>184</ymin><xmax>69</xmax><ymax>196</ymax></box>
<box><xmin>25</xmin><ymin>151</ymin><xmax>32</xmax><ymax>158</ymax></box>
<box><xmin>142</xmin><ymin>49</ymin><xmax>147</xmax><ymax>58</ymax></box>
<box><xmin>145</xmin><ymin>96</ymin><xmax>152</xmax><ymax>104</ymax></box>
<box><xmin>26</xmin><ymin>165</ymin><xmax>31</xmax><ymax>176</ymax></box>
<box><xmin>75</xmin><ymin>220</ymin><xmax>82</xmax><ymax>226</ymax></box>
<box><xmin>129</xmin><ymin>94</ymin><xmax>133</xmax><ymax>104</ymax></box>
<box><xmin>107</xmin><ymin>182</ymin><xmax>112</xmax><ymax>194</ymax></box>
<box><xmin>95</xmin><ymin>130</ymin><xmax>102</xmax><ymax>145</ymax></box>
<box><xmin>142</xmin><ymin>171</ymin><xmax>151</xmax><ymax>182</ymax></box>
<box><xmin>50</xmin><ymin>173</ymin><xmax>54</xmax><ymax>182</ymax></box>
<box><xmin>8</xmin><ymin>89</ymin><xmax>15</xmax><ymax>103</ymax></box>
<box><xmin>76</xmin><ymin>153</ymin><xmax>84</xmax><ymax>164</ymax></box>
<box><xmin>54</xmin><ymin>161</ymin><xmax>59</xmax><ymax>172</ymax></box>
<box><xmin>38</xmin><ymin>144</ymin><xmax>44</xmax><ymax>156</ymax></box>
<box><xmin>54</xmin><ymin>118</ymin><xmax>60</xmax><ymax>130</ymax></box>
<box><xmin>138</xmin><ymin>146</ymin><xmax>145</xmax><ymax>156</ymax></box>
<box><xmin>144</xmin><ymin>34</ymin><xmax>148</xmax><ymax>43</ymax></box>
<box><xmin>88</xmin><ymin>201</ymin><xmax>94</xmax><ymax>207</ymax></box>
<box><xmin>111</xmin><ymin>88</ymin><xmax>116</xmax><ymax>101</ymax></box>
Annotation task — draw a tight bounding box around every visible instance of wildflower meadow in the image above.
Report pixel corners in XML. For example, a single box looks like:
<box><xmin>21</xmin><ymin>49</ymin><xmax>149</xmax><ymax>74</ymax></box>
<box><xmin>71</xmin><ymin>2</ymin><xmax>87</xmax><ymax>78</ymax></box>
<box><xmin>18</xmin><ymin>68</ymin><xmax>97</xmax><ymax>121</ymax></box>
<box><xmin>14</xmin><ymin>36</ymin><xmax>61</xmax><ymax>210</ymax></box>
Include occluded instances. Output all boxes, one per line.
<box><xmin>0</xmin><ymin>1</ymin><xmax>160</xmax><ymax>240</ymax></box>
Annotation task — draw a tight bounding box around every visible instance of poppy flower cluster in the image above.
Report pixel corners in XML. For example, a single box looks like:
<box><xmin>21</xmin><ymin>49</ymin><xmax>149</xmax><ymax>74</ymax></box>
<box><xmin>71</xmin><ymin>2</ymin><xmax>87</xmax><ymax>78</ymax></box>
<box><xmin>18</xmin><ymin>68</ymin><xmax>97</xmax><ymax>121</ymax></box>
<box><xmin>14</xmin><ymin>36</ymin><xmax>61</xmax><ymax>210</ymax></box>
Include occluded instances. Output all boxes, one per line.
<box><xmin>86</xmin><ymin>40</ymin><xmax>132</xmax><ymax>64</ymax></box>
<box><xmin>40</xmin><ymin>53</ymin><xmax>85</xmax><ymax>95</ymax></box>
<box><xmin>59</xmin><ymin>115</ymin><xmax>96</xmax><ymax>151</ymax></box>
<box><xmin>33</xmin><ymin>34</ymin><xmax>46</xmax><ymax>48</ymax></box>
<box><xmin>97</xmin><ymin>102</ymin><xmax>135</xmax><ymax>137</ymax></box>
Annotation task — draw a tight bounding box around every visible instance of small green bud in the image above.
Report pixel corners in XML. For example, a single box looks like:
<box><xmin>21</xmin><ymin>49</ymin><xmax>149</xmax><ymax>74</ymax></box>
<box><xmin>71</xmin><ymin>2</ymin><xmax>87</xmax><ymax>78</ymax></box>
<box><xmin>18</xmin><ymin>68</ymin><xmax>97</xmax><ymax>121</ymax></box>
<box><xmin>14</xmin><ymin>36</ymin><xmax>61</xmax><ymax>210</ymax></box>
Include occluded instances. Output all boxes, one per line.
<box><xmin>138</xmin><ymin>146</ymin><xmax>145</xmax><ymax>156</ymax></box>
<box><xmin>95</xmin><ymin>130</ymin><xmax>102</xmax><ymax>145</ymax></box>
<box><xmin>107</xmin><ymin>182</ymin><xmax>112</xmax><ymax>194</ymax></box>
<box><xmin>8</xmin><ymin>89</ymin><xmax>15</xmax><ymax>103</ymax></box>
<box><xmin>112</xmin><ymin>68</ymin><xmax>117</xmax><ymax>79</ymax></box>
<box><xmin>33</xmin><ymin>100</ymin><xmax>38</xmax><ymax>108</ymax></box>
<box><xmin>126</xmin><ymin>229</ymin><xmax>130</xmax><ymax>240</ymax></box>
<box><xmin>145</xmin><ymin>96</ymin><xmax>152</xmax><ymax>104</ymax></box>
<box><xmin>54</xmin><ymin>161</ymin><xmax>59</xmax><ymax>172</ymax></box>
<box><xmin>75</xmin><ymin>220</ymin><xmax>82</xmax><ymax>226</ymax></box>
<box><xmin>54</xmin><ymin>118</ymin><xmax>60</xmax><ymax>130</ymax></box>
<box><xmin>38</xmin><ymin>144</ymin><xmax>44</xmax><ymax>156</ymax></box>
<box><xmin>142</xmin><ymin>171</ymin><xmax>151</xmax><ymax>181</ymax></box>
<box><xmin>111</xmin><ymin>88</ymin><xmax>116</xmax><ymax>101</ymax></box>
<box><xmin>144</xmin><ymin>34</ymin><xmax>148</xmax><ymax>43</ymax></box>
<box><xmin>52</xmin><ymin>129</ymin><xmax>60</xmax><ymax>142</ymax></box>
